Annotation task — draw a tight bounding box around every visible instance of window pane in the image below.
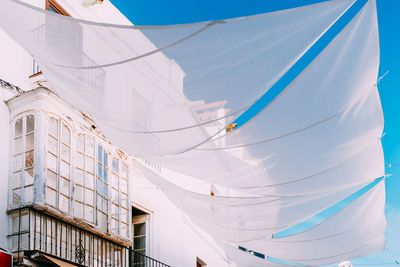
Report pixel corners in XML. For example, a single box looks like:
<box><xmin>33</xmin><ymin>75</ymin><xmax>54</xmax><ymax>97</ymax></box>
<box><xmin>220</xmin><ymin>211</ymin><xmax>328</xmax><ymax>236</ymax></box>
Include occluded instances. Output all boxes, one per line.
<box><xmin>14</xmin><ymin>137</ymin><xmax>22</xmax><ymax>155</ymax></box>
<box><xmin>46</xmin><ymin>188</ymin><xmax>57</xmax><ymax>207</ymax></box>
<box><xmin>97</xmin><ymin>180</ymin><xmax>103</xmax><ymax>195</ymax></box>
<box><xmin>97</xmin><ymin>212</ymin><xmax>107</xmax><ymax>231</ymax></box>
<box><xmin>103</xmin><ymin>183</ymin><xmax>108</xmax><ymax>198</ymax></box>
<box><xmin>12</xmin><ymin>189</ymin><xmax>21</xmax><ymax>206</ymax></box>
<box><xmin>60</xmin><ymin>195</ymin><xmax>69</xmax><ymax>213</ymax></box>
<box><xmin>15</xmin><ymin>119</ymin><xmax>22</xmax><ymax>137</ymax></box>
<box><xmin>120</xmin><ymin>223</ymin><xmax>128</xmax><ymax>237</ymax></box>
<box><xmin>121</xmin><ymin>208</ymin><xmax>128</xmax><ymax>224</ymax></box>
<box><xmin>48</xmin><ymin>135</ymin><xmax>58</xmax><ymax>155</ymax></box>
<box><xmin>84</xmin><ymin>206</ymin><xmax>94</xmax><ymax>223</ymax></box>
<box><xmin>86</xmin><ymin>136</ymin><xmax>94</xmax><ymax>155</ymax></box>
<box><xmin>97</xmin><ymin>163</ymin><xmax>103</xmax><ymax>179</ymax></box>
<box><xmin>25</xmin><ymin>185</ymin><xmax>34</xmax><ymax>203</ymax></box>
<box><xmin>77</xmin><ymin>134</ymin><xmax>84</xmax><ymax>152</ymax></box>
<box><xmin>86</xmin><ymin>156</ymin><xmax>94</xmax><ymax>173</ymax></box>
<box><xmin>75</xmin><ymin>168</ymin><xmax>84</xmax><ymax>185</ymax></box>
<box><xmin>121</xmin><ymin>164</ymin><xmax>128</xmax><ymax>178</ymax></box>
<box><xmin>60</xmin><ymin>161</ymin><xmax>70</xmax><ymax>178</ymax></box>
<box><xmin>120</xmin><ymin>178</ymin><xmax>127</xmax><ymax>194</ymax></box>
<box><xmin>134</xmin><ymin>237</ymin><xmax>146</xmax><ymax>250</ymax></box>
<box><xmin>102</xmin><ymin>198</ymin><xmax>108</xmax><ymax>212</ymax></box>
<box><xmin>48</xmin><ymin>117</ymin><xmax>58</xmax><ymax>137</ymax></box>
<box><xmin>12</xmin><ymin>172</ymin><xmax>21</xmax><ymax>189</ymax></box>
<box><xmin>61</xmin><ymin>144</ymin><xmax>70</xmax><ymax>162</ymax></box>
<box><xmin>47</xmin><ymin>152</ymin><xmax>57</xmax><ymax>172</ymax></box>
<box><xmin>104</xmin><ymin>153</ymin><xmax>108</xmax><ymax>166</ymax></box>
<box><xmin>48</xmin><ymin>118</ymin><xmax>58</xmax><ymax>138</ymax></box>
<box><xmin>111</xmin><ymin>204</ymin><xmax>119</xmax><ymax>218</ymax></box>
<box><xmin>112</xmin><ymin>158</ymin><xmax>119</xmax><ymax>173</ymax></box>
<box><xmin>13</xmin><ymin>154</ymin><xmax>22</xmax><ymax>171</ymax></box>
<box><xmin>97</xmin><ymin>145</ymin><xmax>102</xmax><ymax>161</ymax></box>
<box><xmin>25</xmin><ymin>151</ymin><xmax>34</xmax><ymax>168</ymax></box>
<box><xmin>76</xmin><ymin>152</ymin><xmax>84</xmax><ymax>170</ymax></box>
<box><xmin>120</xmin><ymin>193</ymin><xmax>128</xmax><ymax>209</ymax></box>
<box><xmin>75</xmin><ymin>202</ymin><xmax>83</xmax><ymax>219</ymax></box>
<box><xmin>26</xmin><ymin>133</ymin><xmax>34</xmax><ymax>151</ymax></box>
<box><xmin>110</xmin><ymin>173</ymin><xmax>118</xmax><ymax>189</ymax></box>
<box><xmin>11</xmin><ymin>214</ymin><xmax>20</xmax><ymax>234</ymax></box>
<box><xmin>134</xmin><ymin>223</ymin><xmax>146</xmax><ymax>236</ymax></box>
<box><xmin>47</xmin><ymin>170</ymin><xmax>57</xmax><ymax>189</ymax></box>
<box><xmin>97</xmin><ymin>195</ymin><xmax>102</xmax><ymax>210</ymax></box>
<box><xmin>61</xmin><ymin>124</ymin><xmax>70</xmax><ymax>144</ymax></box>
<box><xmin>86</xmin><ymin>173</ymin><xmax>94</xmax><ymax>189</ymax></box>
<box><xmin>103</xmin><ymin>168</ymin><xmax>108</xmax><ymax>182</ymax></box>
<box><xmin>26</xmin><ymin>115</ymin><xmax>34</xmax><ymax>132</ymax></box>
<box><xmin>111</xmin><ymin>219</ymin><xmax>118</xmax><ymax>235</ymax></box>
<box><xmin>111</xmin><ymin>189</ymin><xmax>118</xmax><ymax>202</ymax></box>
<box><xmin>60</xmin><ymin>177</ymin><xmax>70</xmax><ymax>196</ymax></box>
<box><xmin>75</xmin><ymin>185</ymin><xmax>84</xmax><ymax>202</ymax></box>
<box><xmin>25</xmin><ymin>168</ymin><xmax>34</xmax><ymax>186</ymax></box>
<box><xmin>85</xmin><ymin>188</ymin><xmax>94</xmax><ymax>205</ymax></box>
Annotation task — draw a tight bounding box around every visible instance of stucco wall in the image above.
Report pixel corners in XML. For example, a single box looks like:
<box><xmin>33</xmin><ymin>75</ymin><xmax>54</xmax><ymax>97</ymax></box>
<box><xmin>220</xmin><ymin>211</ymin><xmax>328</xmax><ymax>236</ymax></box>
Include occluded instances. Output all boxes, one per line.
<box><xmin>0</xmin><ymin>88</ymin><xmax>11</xmax><ymax>251</ymax></box>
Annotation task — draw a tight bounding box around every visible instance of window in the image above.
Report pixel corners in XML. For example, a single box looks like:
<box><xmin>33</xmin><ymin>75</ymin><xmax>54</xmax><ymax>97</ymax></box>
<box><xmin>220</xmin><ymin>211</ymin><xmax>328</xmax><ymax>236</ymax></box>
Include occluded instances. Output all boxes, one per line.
<box><xmin>46</xmin><ymin>117</ymin><xmax>71</xmax><ymax>213</ymax></box>
<box><xmin>46</xmin><ymin>0</ymin><xmax>70</xmax><ymax>16</ymax></box>
<box><xmin>8</xmin><ymin>210</ymin><xmax>29</xmax><ymax>252</ymax></box>
<box><xmin>97</xmin><ymin>145</ymin><xmax>109</xmax><ymax>231</ymax></box>
<box><xmin>75</xmin><ymin>134</ymin><xmax>95</xmax><ymax>223</ymax></box>
<box><xmin>132</xmin><ymin>207</ymin><xmax>149</xmax><ymax>261</ymax></box>
<box><xmin>110</xmin><ymin>158</ymin><xmax>129</xmax><ymax>236</ymax></box>
<box><xmin>12</xmin><ymin>115</ymin><xmax>35</xmax><ymax>207</ymax></box>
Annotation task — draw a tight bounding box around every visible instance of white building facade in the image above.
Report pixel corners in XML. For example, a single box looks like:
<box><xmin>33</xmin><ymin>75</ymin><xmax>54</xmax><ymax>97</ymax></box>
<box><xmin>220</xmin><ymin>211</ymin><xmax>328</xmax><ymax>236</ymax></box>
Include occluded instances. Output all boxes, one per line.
<box><xmin>0</xmin><ymin>0</ymin><xmax>233</xmax><ymax>266</ymax></box>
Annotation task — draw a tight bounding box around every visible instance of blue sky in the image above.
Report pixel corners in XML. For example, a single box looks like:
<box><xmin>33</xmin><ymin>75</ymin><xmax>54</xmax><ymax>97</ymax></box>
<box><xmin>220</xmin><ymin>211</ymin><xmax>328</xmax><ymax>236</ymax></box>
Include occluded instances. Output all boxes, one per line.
<box><xmin>110</xmin><ymin>0</ymin><xmax>400</xmax><ymax>265</ymax></box>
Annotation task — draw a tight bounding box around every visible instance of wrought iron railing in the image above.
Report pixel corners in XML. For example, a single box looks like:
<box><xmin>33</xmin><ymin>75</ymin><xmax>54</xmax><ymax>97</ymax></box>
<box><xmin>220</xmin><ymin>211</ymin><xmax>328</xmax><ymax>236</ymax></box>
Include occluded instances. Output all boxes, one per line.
<box><xmin>130</xmin><ymin>250</ymin><xmax>171</xmax><ymax>267</ymax></box>
<box><xmin>0</xmin><ymin>78</ymin><xmax>23</xmax><ymax>94</ymax></box>
<box><xmin>8</xmin><ymin>208</ymin><xmax>172</xmax><ymax>267</ymax></box>
<box><xmin>9</xmin><ymin>208</ymin><xmax>130</xmax><ymax>266</ymax></box>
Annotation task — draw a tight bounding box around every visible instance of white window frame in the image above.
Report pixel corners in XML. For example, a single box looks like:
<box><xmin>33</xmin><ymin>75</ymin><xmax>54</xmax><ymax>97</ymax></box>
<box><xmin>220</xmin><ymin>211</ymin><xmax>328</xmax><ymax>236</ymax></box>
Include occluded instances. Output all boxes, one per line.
<box><xmin>9</xmin><ymin>113</ymin><xmax>36</xmax><ymax>208</ymax></box>
<box><xmin>45</xmin><ymin>115</ymin><xmax>72</xmax><ymax>213</ymax></box>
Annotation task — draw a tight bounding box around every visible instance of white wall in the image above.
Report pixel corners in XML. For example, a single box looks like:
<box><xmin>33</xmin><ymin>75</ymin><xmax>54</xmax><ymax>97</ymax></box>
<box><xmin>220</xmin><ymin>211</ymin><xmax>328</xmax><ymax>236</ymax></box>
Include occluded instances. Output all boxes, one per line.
<box><xmin>130</xmin><ymin>160</ymin><xmax>232</xmax><ymax>267</ymax></box>
<box><xmin>0</xmin><ymin>29</ymin><xmax>34</xmax><ymax>92</ymax></box>
<box><xmin>0</xmin><ymin>88</ymin><xmax>11</xmax><ymax>251</ymax></box>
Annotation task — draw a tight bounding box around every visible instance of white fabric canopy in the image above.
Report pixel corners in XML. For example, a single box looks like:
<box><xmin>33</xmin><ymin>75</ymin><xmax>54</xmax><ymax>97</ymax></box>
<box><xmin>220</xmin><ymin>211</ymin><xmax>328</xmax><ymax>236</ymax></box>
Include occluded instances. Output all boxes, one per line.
<box><xmin>240</xmin><ymin>181</ymin><xmax>386</xmax><ymax>265</ymax></box>
<box><xmin>0</xmin><ymin>0</ymin><xmax>354</xmax><ymax>157</ymax></box>
<box><xmin>0</xmin><ymin>0</ymin><xmax>385</xmax><ymax>265</ymax></box>
<box><xmin>138</xmin><ymin>162</ymin><xmax>377</xmax><ymax>243</ymax></box>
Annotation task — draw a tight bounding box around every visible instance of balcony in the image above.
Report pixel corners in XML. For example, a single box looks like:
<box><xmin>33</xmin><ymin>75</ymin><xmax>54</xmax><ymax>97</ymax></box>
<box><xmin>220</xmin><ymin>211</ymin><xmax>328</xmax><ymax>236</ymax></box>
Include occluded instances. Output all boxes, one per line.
<box><xmin>9</xmin><ymin>208</ymin><xmax>130</xmax><ymax>266</ymax></box>
<box><xmin>9</xmin><ymin>208</ymin><xmax>171</xmax><ymax>267</ymax></box>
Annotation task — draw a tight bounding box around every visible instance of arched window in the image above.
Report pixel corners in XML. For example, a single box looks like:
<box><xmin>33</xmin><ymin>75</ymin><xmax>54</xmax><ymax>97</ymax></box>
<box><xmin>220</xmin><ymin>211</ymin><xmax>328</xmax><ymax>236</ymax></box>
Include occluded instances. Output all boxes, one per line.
<box><xmin>12</xmin><ymin>114</ymin><xmax>35</xmax><ymax>206</ymax></box>
<box><xmin>75</xmin><ymin>134</ymin><xmax>95</xmax><ymax>223</ymax></box>
<box><xmin>46</xmin><ymin>116</ymin><xmax>71</xmax><ymax>213</ymax></box>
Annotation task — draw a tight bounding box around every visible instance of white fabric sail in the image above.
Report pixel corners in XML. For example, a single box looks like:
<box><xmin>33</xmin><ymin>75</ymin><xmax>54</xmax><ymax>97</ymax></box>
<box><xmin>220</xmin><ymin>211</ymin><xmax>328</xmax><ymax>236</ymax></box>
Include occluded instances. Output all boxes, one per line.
<box><xmin>155</xmin><ymin>0</ymin><xmax>383</xmax><ymax>196</ymax></box>
<box><xmin>137</xmin><ymin>162</ymin><xmax>377</xmax><ymax>243</ymax></box>
<box><xmin>0</xmin><ymin>0</ymin><xmax>385</xmax><ymax>265</ymax></box>
<box><xmin>218</xmin><ymin>241</ymin><xmax>290</xmax><ymax>267</ymax></box>
<box><xmin>239</xmin><ymin>181</ymin><xmax>386</xmax><ymax>265</ymax></box>
<box><xmin>0</xmin><ymin>0</ymin><xmax>354</xmax><ymax>156</ymax></box>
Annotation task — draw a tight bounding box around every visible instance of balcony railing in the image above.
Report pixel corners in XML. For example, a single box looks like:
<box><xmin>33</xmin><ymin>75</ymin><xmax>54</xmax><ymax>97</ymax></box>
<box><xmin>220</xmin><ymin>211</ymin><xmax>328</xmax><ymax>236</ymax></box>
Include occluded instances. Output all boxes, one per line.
<box><xmin>130</xmin><ymin>250</ymin><xmax>171</xmax><ymax>267</ymax></box>
<box><xmin>9</xmin><ymin>208</ymin><xmax>130</xmax><ymax>266</ymax></box>
<box><xmin>8</xmin><ymin>208</ymin><xmax>171</xmax><ymax>267</ymax></box>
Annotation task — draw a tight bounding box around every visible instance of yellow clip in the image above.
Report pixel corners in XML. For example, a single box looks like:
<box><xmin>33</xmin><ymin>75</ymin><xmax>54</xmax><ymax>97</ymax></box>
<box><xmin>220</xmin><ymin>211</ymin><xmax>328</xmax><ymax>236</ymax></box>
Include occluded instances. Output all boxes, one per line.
<box><xmin>226</xmin><ymin>123</ymin><xmax>238</xmax><ymax>133</ymax></box>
